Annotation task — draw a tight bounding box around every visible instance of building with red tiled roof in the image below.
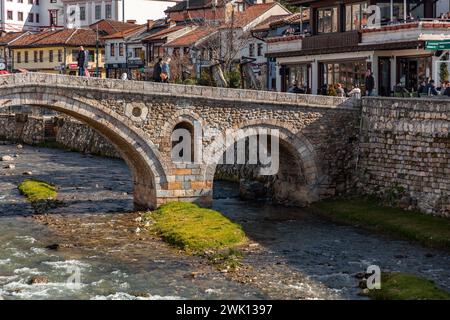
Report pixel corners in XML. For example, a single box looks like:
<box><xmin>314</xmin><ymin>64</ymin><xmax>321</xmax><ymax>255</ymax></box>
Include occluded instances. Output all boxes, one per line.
<box><xmin>0</xmin><ymin>32</ymin><xmax>30</xmax><ymax>72</ymax></box>
<box><xmin>142</xmin><ymin>24</ymin><xmax>197</xmax><ymax>62</ymax></box>
<box><xmin>8</xmin><ymin>28</ymin><xmax>107</xmax><ymax>77</ymax></box>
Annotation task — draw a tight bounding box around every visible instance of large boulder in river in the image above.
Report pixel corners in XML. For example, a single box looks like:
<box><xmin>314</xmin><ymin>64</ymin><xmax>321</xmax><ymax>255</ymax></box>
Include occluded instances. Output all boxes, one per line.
<box><xmin>28</xmin><ymin>276</ymin><xmax>49</xmax><ymax>285</ymax></box>
<box><xmin>1</xmin><ymin>155</ymin><xmax>14</xmax><ymax>161</ymax></box>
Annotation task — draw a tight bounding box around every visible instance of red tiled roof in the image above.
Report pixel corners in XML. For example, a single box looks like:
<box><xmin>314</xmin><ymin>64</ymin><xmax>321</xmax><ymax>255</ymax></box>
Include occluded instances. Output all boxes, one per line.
<box><xmin>9</xmin><ymin>29</ymin><xmax>100</xmax><ymax>48</ymax></box>
<box><xmin>164</xmin><ymin>27</ymin><xmax>214</xmax><ymax>47</ymax></box>
<box><xmin>102</xmin><ymin>25</ymin><xmax>146</xmax><ymax>39</ymax></box>
<box><xmin>142</xmin><ymin>25</ymin><xmax>189</xmax><ymax>42</ymax></box>
<box><xmin>226</xmin><ymin>3</ymin><xmax>278</xmax><ymax>28</ymax></box>
<box><xmin>0</xmin><ymin>31</ymin><xmax>29</xmax><ymax>45</ymax></box>
<box><xmin>89</xmin><ymin>19</ymin><xmax>140</xmax><ymax>36</ymax></box>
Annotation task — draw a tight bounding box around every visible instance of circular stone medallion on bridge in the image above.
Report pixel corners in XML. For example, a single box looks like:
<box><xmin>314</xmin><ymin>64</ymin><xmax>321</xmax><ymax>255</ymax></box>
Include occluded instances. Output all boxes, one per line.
<box><xmin>125</xmin><ymin>103</ymin><xmax>148</xmax><ymax>122</ymax></box>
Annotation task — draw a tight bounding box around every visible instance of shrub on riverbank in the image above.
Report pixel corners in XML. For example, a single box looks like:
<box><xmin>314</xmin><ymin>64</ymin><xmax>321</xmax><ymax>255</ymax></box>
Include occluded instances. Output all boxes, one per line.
<box><xmin>312</xmin><ymin>197</ymin><xmax>450</xmax><ymax>250</ymax></box>
<box><xmin>369</xmin><ymin>272</ymin><xmax>450</xmax><ymax>300</ymax></box>
<box><xmin>146</xmin><ymin>202</ymin><xmax>247</xmax><ymax>252</ymax></box>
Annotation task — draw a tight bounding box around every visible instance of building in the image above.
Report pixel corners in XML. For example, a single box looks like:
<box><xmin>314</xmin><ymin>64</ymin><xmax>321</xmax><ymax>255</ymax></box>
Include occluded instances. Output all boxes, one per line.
<box><xmin>266</xmin><ymin>0</ymin><xmax>450</xmax><ymax>95</ymax></box>
<box><xmin>142</xmin><ymin>23</ymin><xmax>196</xmax><ymax>63</ymax></box>
<box><xmin>0</xmin><ymin>0</ymin><xmax>65</xmax><ymax>32</ymax></box>
<box><xmin>161</xmin><ymin>1</ymin><xmax>291</xmax><ymax>85</ymax></box>
<box><xmin>103</xmin><ymin>23</ymin><xmax>148</xmax><ymax>79</ymax></box>
<box><xmin>252</xmin><ymin>11</ymin><xmax>309</xmax><ymax>90</ymax></box>
<box><xmin>62</xmin><ymin>0</ymin><xmax>180</xmax><ymax>27</ymax></box>
<box><xmin>8</xmin><ymin>28</ymin><xmax>106</xmax><ymax>76</ymax></box>
<box><xmin>0</xmin><ymin>31</ymin><xmax>29</xmax><ymax>71</ymax></box>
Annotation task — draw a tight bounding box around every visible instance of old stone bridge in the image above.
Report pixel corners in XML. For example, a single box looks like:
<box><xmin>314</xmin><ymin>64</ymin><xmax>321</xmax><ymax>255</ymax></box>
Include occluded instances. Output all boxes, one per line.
<box><xmin>0</xmin><ymin>73</ymin><xmax>360</xmax><ymax>209</ymax></box>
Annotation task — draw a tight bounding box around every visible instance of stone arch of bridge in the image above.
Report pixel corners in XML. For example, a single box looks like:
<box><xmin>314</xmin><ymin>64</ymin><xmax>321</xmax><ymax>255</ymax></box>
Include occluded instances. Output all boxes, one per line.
<box><xmin>0</xmin><ymin>90</ymin><xmax>168</xmax><ymax>210</ymax></box>
<box><xmin>203</xmin><ymin>122</ymin><xmax>323</xmax><ymax>205</ymax></box>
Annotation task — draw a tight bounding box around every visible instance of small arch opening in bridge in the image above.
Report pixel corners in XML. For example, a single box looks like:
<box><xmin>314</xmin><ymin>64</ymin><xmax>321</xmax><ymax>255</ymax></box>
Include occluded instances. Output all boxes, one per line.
<box><xmin>171</xmin><ymin>121</ymin><xmax>195</xmax><ymax>163</ymax></box>
<box><xmin>210</xmin><ymin>128</ymin><xmax>319</xmax><ymax>207</ymax></box>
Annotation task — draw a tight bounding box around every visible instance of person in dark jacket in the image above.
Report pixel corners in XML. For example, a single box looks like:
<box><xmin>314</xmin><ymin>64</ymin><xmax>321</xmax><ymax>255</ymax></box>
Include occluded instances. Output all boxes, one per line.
<box><xmin>424</xmin><ymin>79</ymin><xmax>438</xmax><ymax>96</ymax></box>
<box><xmin>77</xmin><ymin>46</ymin><xmax>88</xmax><ymax>77</ymax></box>
<box><xmin>418</xmin><ymin>80</ymin><xmax>427</xmax><ymax>96</ymax></box>
<box><xmin>153</xmin><ymin>58</ymin><xmax>163</xmax><ymax>82</ymax></box>
<box><xmin>364</xmin><ymin>69</ymin><xmax>375</xmax><ymax>96</ymax></box>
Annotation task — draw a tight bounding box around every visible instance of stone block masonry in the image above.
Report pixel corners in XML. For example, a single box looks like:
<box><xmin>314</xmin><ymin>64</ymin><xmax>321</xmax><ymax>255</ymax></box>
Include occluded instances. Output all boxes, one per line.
<box><xmin>358</xmin><ymin>97</ymin><xmax>450</xmax><ymax>217</ymax></box>
<box><xmin>0</xmin><ymin>114</ymin><xmax>45</xmax><ymax>145</ymax></box>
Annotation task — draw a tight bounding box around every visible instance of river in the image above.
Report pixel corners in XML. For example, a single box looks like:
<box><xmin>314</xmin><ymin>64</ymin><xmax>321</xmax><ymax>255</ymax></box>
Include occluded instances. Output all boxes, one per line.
<box><xmin>1</xmin><ymin>143</ymin><xmax>449</xmax><ymax>300</ymax></box>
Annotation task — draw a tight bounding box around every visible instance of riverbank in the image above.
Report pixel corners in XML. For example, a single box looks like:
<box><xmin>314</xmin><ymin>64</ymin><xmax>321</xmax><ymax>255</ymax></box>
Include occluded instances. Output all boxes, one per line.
<box><xmin>312</xmin><ymin>197</ymin><xmax>450</xmax><ymax>250</ymax></box>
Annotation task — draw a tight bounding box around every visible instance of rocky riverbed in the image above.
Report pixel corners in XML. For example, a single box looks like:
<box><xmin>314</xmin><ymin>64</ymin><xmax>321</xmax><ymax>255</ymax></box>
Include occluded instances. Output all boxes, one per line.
<box><xmin>1</xmin><ymin>143</ymin><xmax>449</xmax><ymax>300</ymax></box>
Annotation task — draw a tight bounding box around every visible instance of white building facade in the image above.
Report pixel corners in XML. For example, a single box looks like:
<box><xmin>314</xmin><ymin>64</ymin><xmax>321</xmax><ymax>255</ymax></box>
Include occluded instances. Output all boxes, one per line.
<box><xmin>62</xmin><ymin>0</ymin><xmax>179</xmax><ymax>27</ymax></box>
<box><xmin>0</xmin><ymin>0</ymin><xmax>64</xmax><ymax>32</ymax></box>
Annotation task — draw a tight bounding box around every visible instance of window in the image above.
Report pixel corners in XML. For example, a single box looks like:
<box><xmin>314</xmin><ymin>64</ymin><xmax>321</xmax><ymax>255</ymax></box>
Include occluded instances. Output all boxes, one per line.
<box><xmin>49</xmin><ymin>50</ymin><xmax>53</xmax><ymax>62</ymax></box>
<box><xmin>36</xmin><ymin>0</ymin><xmax>39</xmax><ymax>4</ymax></box>
<box><xmin>105</xmin><ymin>4</ymin><xmax>112</xmax><ymax>19</ymax></box>
<box><xmin>79</xmin><ymin>6</ymin><xmax>86</xmax><ymax>21</ymax></box>
<box><xmin>58</xmin><ymin>49</ymin><xmax>62</xmax><ymax>62</ymax></box>
<box><xmin>88</xmin><ymin>50</ymin><xmax>94</xmax><ymax>62</ymax></box>
<box><xmin>249</xmin><ymin>43</ymin><xmax>255</xmax><ymax>57</ymax></box>
<box><xmin>34</xmin><ymin>51</ymin><xmax>38</xmax><ymax>63</ymax></box>
<box><xmin>17</xmin><ymin>52</ymin><xmax>21</xmax><ymax>63</ymax></box>
<box><xmin>134</xmin><ymin>47</ymin><xmax>142</xmax><ymax>58</ymax></box>
<box><xmin>72</xmin><ymin>50</ymin><xmax>79</xmax><ymax>62</ymax></box>
<box><xmin>18</xmin><ymin>0</ymin><xmax>23</xmax><ymax>3</ymax></box>
<box><xmin>320</xmin><ymin>61</ymin><xmax>367</xmax><ymax>92</ymax></box>
<box><xmin>28</xmin><ymin>13</ymin><xmax>34</xmax><ymax>23</ymax></box>
<box><xmin>49</xmin><ymin>10</ymin><xmax>58</xmax><ymax>26</ymax></box>
<box><xmin>101</xmin><ymin>49</ymin><xmax>105</xmax><ymax>62</ymax></box>
<box><xmin>7</xmin><ymin>11</ymin><xmax>12</xmax><ymax>20</ymax></box>
<box><xmin>36</xmin><ymin>14</ymin><xmax>39</xmax><ymax>23</ymax></box>
<box><xmin>345</xmin><ymin>2</ymin><xmax>368</xmax><ymax>31</ymax></box>
<box><xmin>39</xmin><ymin>50</ymin><xmax>43</xmax><ymax>62</ymax></box>
<box><xmin>317</xmin><ymin>7</ymin><xmax>338</xmax><ymax>33</ymax></box>
<box><xmin>18</xmin><ymin>12</ymin><xmax>24</xmax><ymax>21</ymax></box>
<box><xmin>95</xmin><ymin>5</ymin><xmax>101</xmax><ymax>20</ymax></box>
<box><xmin>28</xmin><ymin>0</ymin><xmax>33</xmax><ymax>4</ymax></box>
<box><xmin>110</xmin><ymin>43</ymin><xmax>115</xmax><ymax>57</ymax></box>
<box><xmin>257</xmin><ymin>43</ymin><xmax>263</xmax><ymax>56</ymax></box>
<box><xmin>119</xmin><ymin>43</ymin><xmax>124</xmax><ymax>56</ymax></box>
<box><xmin>24</xmin><ymin>51</ymin><xmax>28</xmax><ymax>63</ymax></box>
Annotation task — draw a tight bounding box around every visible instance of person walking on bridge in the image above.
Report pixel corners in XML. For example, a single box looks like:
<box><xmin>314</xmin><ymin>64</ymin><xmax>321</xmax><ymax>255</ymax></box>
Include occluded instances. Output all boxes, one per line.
<box><xmin>77</xmin><ymin>46</ymin><xmax>89</xmax><ymax>77</ymax></box>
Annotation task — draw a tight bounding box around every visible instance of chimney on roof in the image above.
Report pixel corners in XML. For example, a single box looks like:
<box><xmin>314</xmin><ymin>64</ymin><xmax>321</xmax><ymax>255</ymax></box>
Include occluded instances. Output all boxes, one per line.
<box><xmin>126</xmin><ymin>19</ymin><xmax>136</xmax><ymax>24</ymax></box>
<box><xmin>147</xmin><ymin>19</ymin><xmax>155</xmax><ymax>31</ymax></box>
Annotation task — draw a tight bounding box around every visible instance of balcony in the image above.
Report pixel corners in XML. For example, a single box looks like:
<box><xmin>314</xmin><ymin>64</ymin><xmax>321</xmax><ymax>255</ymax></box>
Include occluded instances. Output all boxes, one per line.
<box><xmin>267</xmin><ymin>35</ymin><xmax>303</xmax><ymax>55</ymax></box>
<box><xmin>302</xmin><ymin>31</ymin><xmax>360</xmax><ymax>51</ymax></box>
<box><xmin>361</xmin><ymin>19</ymin><xmax>450</xmax><ymax>45</ymax></box>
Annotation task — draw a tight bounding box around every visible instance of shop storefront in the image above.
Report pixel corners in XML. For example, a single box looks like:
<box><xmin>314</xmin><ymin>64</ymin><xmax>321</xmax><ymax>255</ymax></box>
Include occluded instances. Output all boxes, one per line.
<box><xmin>106</xmin><ymin>63</ymin><xmax>128</xmax><ymax>79</ymax></box>
<box><xmin>319</xmin><ymin>60</ymin><xmax>367</xmax><ymax>92</ymax></box>
<box><xmin>280</xmin><ymin>63</ymin><xmax>311</xmax><ymax>93</ymax></box>
<box><xmin>127</xmin><ymin>59</ymin><xmax>145</xmax><ymax>81</ymax></box>
<box><xmin>397</xmin><ymin>55</ymin><xmax>432</xmax><ymax>93</ymax></box>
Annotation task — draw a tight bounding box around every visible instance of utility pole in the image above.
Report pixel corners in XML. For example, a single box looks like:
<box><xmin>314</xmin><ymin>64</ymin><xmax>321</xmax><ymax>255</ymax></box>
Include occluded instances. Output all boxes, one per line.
<box><xmin>122</xmin><ymin>0</ymin><xmax>125</xmax><ymax>22</ymax></box>
<box><xmin>96</xmin><ymin>24</ymin><xmax>100</xmax><ymax>77</ymax></box>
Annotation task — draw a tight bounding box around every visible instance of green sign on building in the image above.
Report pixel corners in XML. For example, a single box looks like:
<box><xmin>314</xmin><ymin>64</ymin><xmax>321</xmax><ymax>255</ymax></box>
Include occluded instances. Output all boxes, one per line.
<box><xmin>426</xmin><ymin>40</ymin><xmax>450</xmax><ymax>50</ymax></box>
